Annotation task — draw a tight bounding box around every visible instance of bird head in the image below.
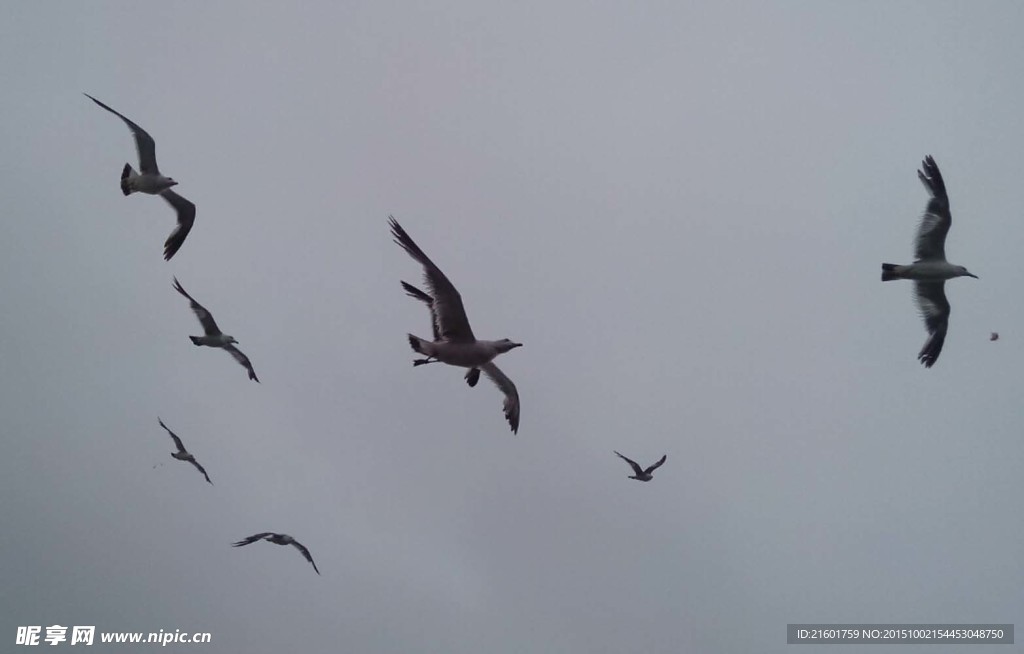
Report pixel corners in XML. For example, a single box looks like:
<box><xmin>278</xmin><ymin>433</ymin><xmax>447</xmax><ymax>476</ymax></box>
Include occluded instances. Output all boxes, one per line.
<box><xmin>496</xmin><ymin>339</ymin><xmax>523</xmax><ymax>354</ymax></box>
<box><xmin>958</xmin><ymin>266</ymin><xmax>978</xmax><ymax>279</ymax></box>
<box><xmin>165</xmin><ymin>177</ymin><xmax>179</xmax><ymax>187</ymax></box>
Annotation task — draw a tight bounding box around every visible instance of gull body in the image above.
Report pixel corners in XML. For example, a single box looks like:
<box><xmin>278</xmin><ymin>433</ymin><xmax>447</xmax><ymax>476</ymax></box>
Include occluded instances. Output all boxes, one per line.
<box><xmin>614</xmin><ymin>451</ymin><xmax>667</xmax><ymax>482</ymax></box>
<box><xmin>232</xmin><ymin>532</ymin><xmax>320</xmax><ymax>575</ymax></box>
<box><xmin>84</xmin><ymin>93</ymin><xmax>196</xmax><ymax>260</ymax></box>
<box><xmin>172</xmin><ymin>277</ymin><xmax>259</xmax><ymax>382</ymax></box>
<box><xmin>157</xmin><ymin>418</ymin><xmax>212</xmax><ymax>485</ymax></box>
<box><xmin>881</xmin><ymin>155</ymin><xmax>977</xmax><ymax>367</ymax></box>
<box><xmin>390</xmin><ymin>216</ymin><xmax>522</xmax><ymax>433</ymax></box>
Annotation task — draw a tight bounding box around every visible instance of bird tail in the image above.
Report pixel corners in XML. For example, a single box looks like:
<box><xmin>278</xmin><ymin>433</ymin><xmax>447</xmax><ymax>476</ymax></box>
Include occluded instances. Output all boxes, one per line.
<box><xmin>189</xmin><ymin>336</ymin><xmax>202</xmax><ymax>346</ymax></box>
<box><xmin>881</xmin><ymin>263</ymin><xmax>900</xmax><ymax>282</ymax></box>
<box><xmin>120</xmin><ymin>163</ymin><xmax>135</xmax><ymax>195</ymax></box>
<box><xmin>407</xmin><ymin>334</ymin><xmax>428</xmax><ymax>355</ymax></box>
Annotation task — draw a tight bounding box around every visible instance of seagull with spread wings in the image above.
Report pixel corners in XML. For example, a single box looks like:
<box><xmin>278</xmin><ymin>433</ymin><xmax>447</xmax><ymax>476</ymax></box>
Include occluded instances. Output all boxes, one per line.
<box><xmin>614</xmin><ymin>451</ymin><xmax>667</xmax><ymax>482</ymax></box>
<box><xmin>157</xmin><ymin>418</ymin><xmax>212</xmax><ymax>485</ymax></box>
<box><xmin>84</xmin><ymin>93</ymin><xmax>195</xmax><ymax>260</ymax></box>
<box><xmin>172</xmin><ymin>277</ymin><xmax>259</xmax><ymax>382</ymax></box>
<box><xmin>232</xmin><ymin>533</ymin><xmax>320</xmax><ymax>575</ymax></box>
<box><xmin>391</xmin><ymin>216</ymin><xmax>522</xmax><ymax>433</ymax></box>
<box><xmin>881</xmin><ymin>155</ymin><xmax>978</xmax><ymax>367</ymax></box>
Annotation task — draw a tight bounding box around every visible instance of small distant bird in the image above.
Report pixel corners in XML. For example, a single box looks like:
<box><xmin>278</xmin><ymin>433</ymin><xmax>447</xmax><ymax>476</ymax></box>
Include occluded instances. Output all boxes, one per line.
<box><xmin>172</xmin><ymin>277</ymin><xmax>259</xmax><ymax>382</ymax></box>
<box><xmin>83</xmin><ymin>93</ymin><xmax>195</xmax><ymax>260</ymax></box>
<box><xmin>881</xmin><ymin>156</ymin><xmax>978</xmax><ymax>367</ymax></box>
<box><xmin>990</xmin><ymin>332</ymin><xmax>999</xmax><ymax>341</ymax></box>
<box><xmin>157</xmin><ymin>418</ymin><xmax>212</xmax><ymax>484</ymax></box>
<box><xmin>614</xmin><ymin>451</ymin><xmax>667</xmax><ymax>482</ymax></box>
<box><xmin>391</xmin><ymin>216</ymin><xmax>522</xmax><ymax>433</ymax></box>
<box><xmin>232</xmin><ymin>533</ymin><xmax>320</xmax><ymax>574</ymax></box>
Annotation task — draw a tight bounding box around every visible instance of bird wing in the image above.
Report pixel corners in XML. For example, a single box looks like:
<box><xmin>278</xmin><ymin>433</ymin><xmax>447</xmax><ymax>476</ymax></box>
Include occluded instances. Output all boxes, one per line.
<box><xmin>157</xmin><ymin>417</ymin><xmax>187</xmax><ymax>453</ymax></box>
<box><xmin>644</xmin><ymin>454</ymin><xmax>668</xmax><ymax>475</ymax></box>
<box><xmin>914</xmin><ymin>281</ymin><xmax>950</xmax><ymax>368</ymax></box>
<box><xmin>232</xmin><ymin>532</ymin><xmax>273</xmax><ymax>547</ymax></box>
<box><xmin>614</xmin><ymin>451</ymin><xmax>645</xmax><ymax>476</ymax></box>
<box><xmin>290</xmin><ymin>540</ymin><xmax>321</xmax><ymax>575</ymax></box>
<box><xmin>401</xmin><ymin>281</ymin><xmax>441</xmax><ymax>341</ymax></box>
<box><xmin>172</xmin><ymin>277</ymin><xmax>222</xmax><ymax>335</ymax></box>
<box><xmin>84</xmin><ymin>93</ymin><xmax>160</xmax><ymax>174</ymax></box>
<box><xmin>390</xmin><ymin>216</ymin><xmax>475</xmax><ymax>342</ymax></box>
<box><xmin>189</xmin><ymin>458</ymin><xmax>213</xmax><ymax>485</ymax></box>
<box><xmin>480</xmin><ymin>362</ymin><xmax>519</xmax><ymax>434</ymax></box>
<box><xmin>914</xmin><ymin>155</ymin><xmax>952</xmax><ymax>261</ymax></box>
<box><xmin>223</xmin><ymin>344</ymin><xmax>259</xmax><ymax>382</ymax></box>
<box><xmin>159</xmin><ymin>190</ymin><xmax>196</xmax><ymax>261</ymax></box>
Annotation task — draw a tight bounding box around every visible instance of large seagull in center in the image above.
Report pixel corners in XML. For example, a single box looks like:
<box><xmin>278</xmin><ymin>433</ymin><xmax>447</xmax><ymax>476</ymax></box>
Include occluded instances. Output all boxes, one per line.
<box><xmin>390</xmin><ymin>216</ymin><xmax>522</xmax><ymax>433</ymax></box>
<box><xmin>173</xmin><ymin>277</ymin><xmax>259</xmax><ymax>382</ymax></box>
<box><xmin>84</xmin><ymin>93</ymin><xmax>196</xmax><ymax>261</ymax></box>
<box><xmin>881</xmin><ymin>155</ymin><xmax>978</xmax><ymax>367</ymax></box>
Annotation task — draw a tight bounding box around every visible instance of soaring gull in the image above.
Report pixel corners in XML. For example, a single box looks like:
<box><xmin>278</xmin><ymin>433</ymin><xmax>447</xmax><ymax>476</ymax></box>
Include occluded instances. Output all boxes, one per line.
<box><xmin>390</xmin><ymin>216</ymin><xmax>521</xmax><ymax>433</ymax></box>
<box><xmin>614</xmin><ymin>451</ymin><xmax>667</xmax><ymax>482</ymax></box>
<box><xmin>172</xmin><ymin>277</ymin><xmax>259</xmax><ymax>382</ymax></box>
<box><xmin>84</xmin><ymin>93</ymin><xmax>196</xmax><ymax>261</ymax></box>
<box><xmin>232</xmin><ymin>533</ymin><xmax>320</xmax><ymax>575</ymax></box>
<box><xmin>881</xmin><ymin>155</ymin><xmax>978</xmax><ymax>367</ymax></box>
<box><xmin>157</xmin><ymin>418</ymin><xmax>212</xmax><ymax>484</ymax></box>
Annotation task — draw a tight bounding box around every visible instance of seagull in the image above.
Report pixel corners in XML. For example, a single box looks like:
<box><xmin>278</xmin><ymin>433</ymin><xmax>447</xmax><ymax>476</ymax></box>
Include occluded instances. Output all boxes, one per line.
<box><xmin>84</xmin><ymin>93</ymin><xmax>196</xmax><ymax>261</ymax></box>
<box><xmin>157</xmin><ymin>418</ymin><xmax>212</xmax><ymax>484</ymax></box>
<box><xmin>614</xmin><ymin>451</ymin><xmax>667</xmax><ymax>482</ymax></box>
<box><xmin>172</xmin><ymin>277</ymin><xmax>259</xmax><ymax>382</ymax></box>
<box><xmin>881</xmin><ymin>156</ymin><xmax>978</xmax><ymax>367</ymax></box>
<box><xmin>990</xmin><ymin>332</ymin><xmax>1000</xmax><ymax>342</ymax></box>
<box><xmin>401</xmin><ymin>281</ymin><xmax>481</xmax><ymax>388</ymax></box>
<box><xmin>232</xmin><ymin>533</ymin><xmax>320</xmax><ymax>574</ymax></box>
<box><xmin>390</xmin><ymin>216</ymin><xmax>521</xmax><ymax>433</ymax></box>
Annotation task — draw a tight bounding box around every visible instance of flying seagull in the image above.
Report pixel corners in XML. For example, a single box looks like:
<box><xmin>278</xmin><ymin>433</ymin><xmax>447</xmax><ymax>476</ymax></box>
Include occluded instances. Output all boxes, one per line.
<box><xmin>881</xmin><ymin>155</ymin><xmax>978</xmax><ymax>367</ymax></box>
<box><xmin>990</xmin><ymin>332</ymin><xmax>1000</xmax><ymax>342</ymax></box>
<box><xmin>157</xmin><ymin>418</ymin><xmax>212</xmax><ymax>484</ymax></box>
<box><xmin>401</xmin><ymin>281</ymin><xmax>481</xmax><ymax>388</ymax></box>
<box><xmin>172</xmin><ymin>277</ymin><xmax>259</xmax><ymax>382</ymax></box>
<box><xmin>232</xmin><ymin>533</ymin><xmax>320</xmax><ymax>574</ymax></box>
<box><xmin>390</xmin><ymin>216</ymin><xmax>521</xmax><ymax>433</ymax></box>
<box><xmin>614</xmin><ymin>451</ymin><xmax>667</xmax><ymax>482</ymax></box>
<box><xmin>84</xmin><ymin>93</ymin><xmax>196</xmax><ymax>261</ymax></box>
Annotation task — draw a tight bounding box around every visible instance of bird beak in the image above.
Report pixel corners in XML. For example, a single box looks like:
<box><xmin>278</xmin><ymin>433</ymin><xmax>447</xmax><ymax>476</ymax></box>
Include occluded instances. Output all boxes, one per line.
<box><xmin>513</xmin><ymin>342</ymin><xmax>523</xmax><ymax>348</ymax></box>
<box><xmin>968</xmin><ymin>272</ymin><xmax>979</xmax><ymax>279</ymax></box>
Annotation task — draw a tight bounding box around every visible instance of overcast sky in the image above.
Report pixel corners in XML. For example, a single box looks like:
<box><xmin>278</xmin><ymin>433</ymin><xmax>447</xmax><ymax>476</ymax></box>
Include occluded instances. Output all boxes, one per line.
<box><xmin>2</xmin><ymin>2</ymin><xmax>1022</xmax><ymax>652</ymax></box>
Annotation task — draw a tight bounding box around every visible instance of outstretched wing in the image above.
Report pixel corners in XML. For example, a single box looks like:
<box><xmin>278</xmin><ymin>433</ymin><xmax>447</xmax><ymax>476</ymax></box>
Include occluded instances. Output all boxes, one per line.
<box><xmin>644</xmin><ymin>454</ymin><xmax>668</xmax><ymax>475</ymax></box>
<box><xmin>223</xmin><ymin>344</ymin><xmax>259</xmax><ymax>382</ymax></box>
<box><xmin>914</xmin><ymin>281</ymin><xmax>949</xmax><ymax>368</ymax></box>
<box><xmin>172</xmin><ymin>277</ymin><xmax>222</xmax><ymax>336</ymax></box>
<box><xmin>914</xmin><ymin>155</ymin><xmax>952</xmax><ymax>261</ymax></box>
<box><xmin>390</xmin><ymin>216</ymin><xmax>475</xmax><ymax>342</ymax></box>
<box><xmin>480</xmin><ymin>362</ymin><xmax>520</xmax><ymax>434</ymax></box>
<box><xmin>290</xmin><ymin>540</ymin><xmax>321</xmax><ymax>575</ymax></box>
<box><xmin>614</xmin><ymin>451</ymin><xmax>645</xmax><ymax>476</ymax></box>
<box><xmin>189</xmin><ymin>458</ymin><xmax>213</xmax><ymax>485</ymax></box>
<box><xmin>160</xmin><ymin>190</ymin><xmax>196</xmax><ymax>261</ymax></box>
<box><xmin>401</xmin><ymin>281</ymin><xmax>441</xmax><ymax>341</ymax></box>
<box><xmin>232</xmin><ymin>532</ymin><xmax>273</xmax><ymax>547</ymax></box>
<box><xmin>84</xmin><ymin>93</ymin><xmax>160</xmax><ymax>174</ymax></box>
<box><xmin>157</xmin><ymin>417</ymin><xmax>187</xmax><ymax>453</ymax></box>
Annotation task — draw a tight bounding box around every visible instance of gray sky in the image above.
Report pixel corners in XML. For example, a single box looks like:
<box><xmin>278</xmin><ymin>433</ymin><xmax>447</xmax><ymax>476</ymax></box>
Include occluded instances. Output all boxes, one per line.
<box><xmin>1</xmin><ymin>2</ymin><xmax>1022</xmax><ymax>652</ymax></box>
